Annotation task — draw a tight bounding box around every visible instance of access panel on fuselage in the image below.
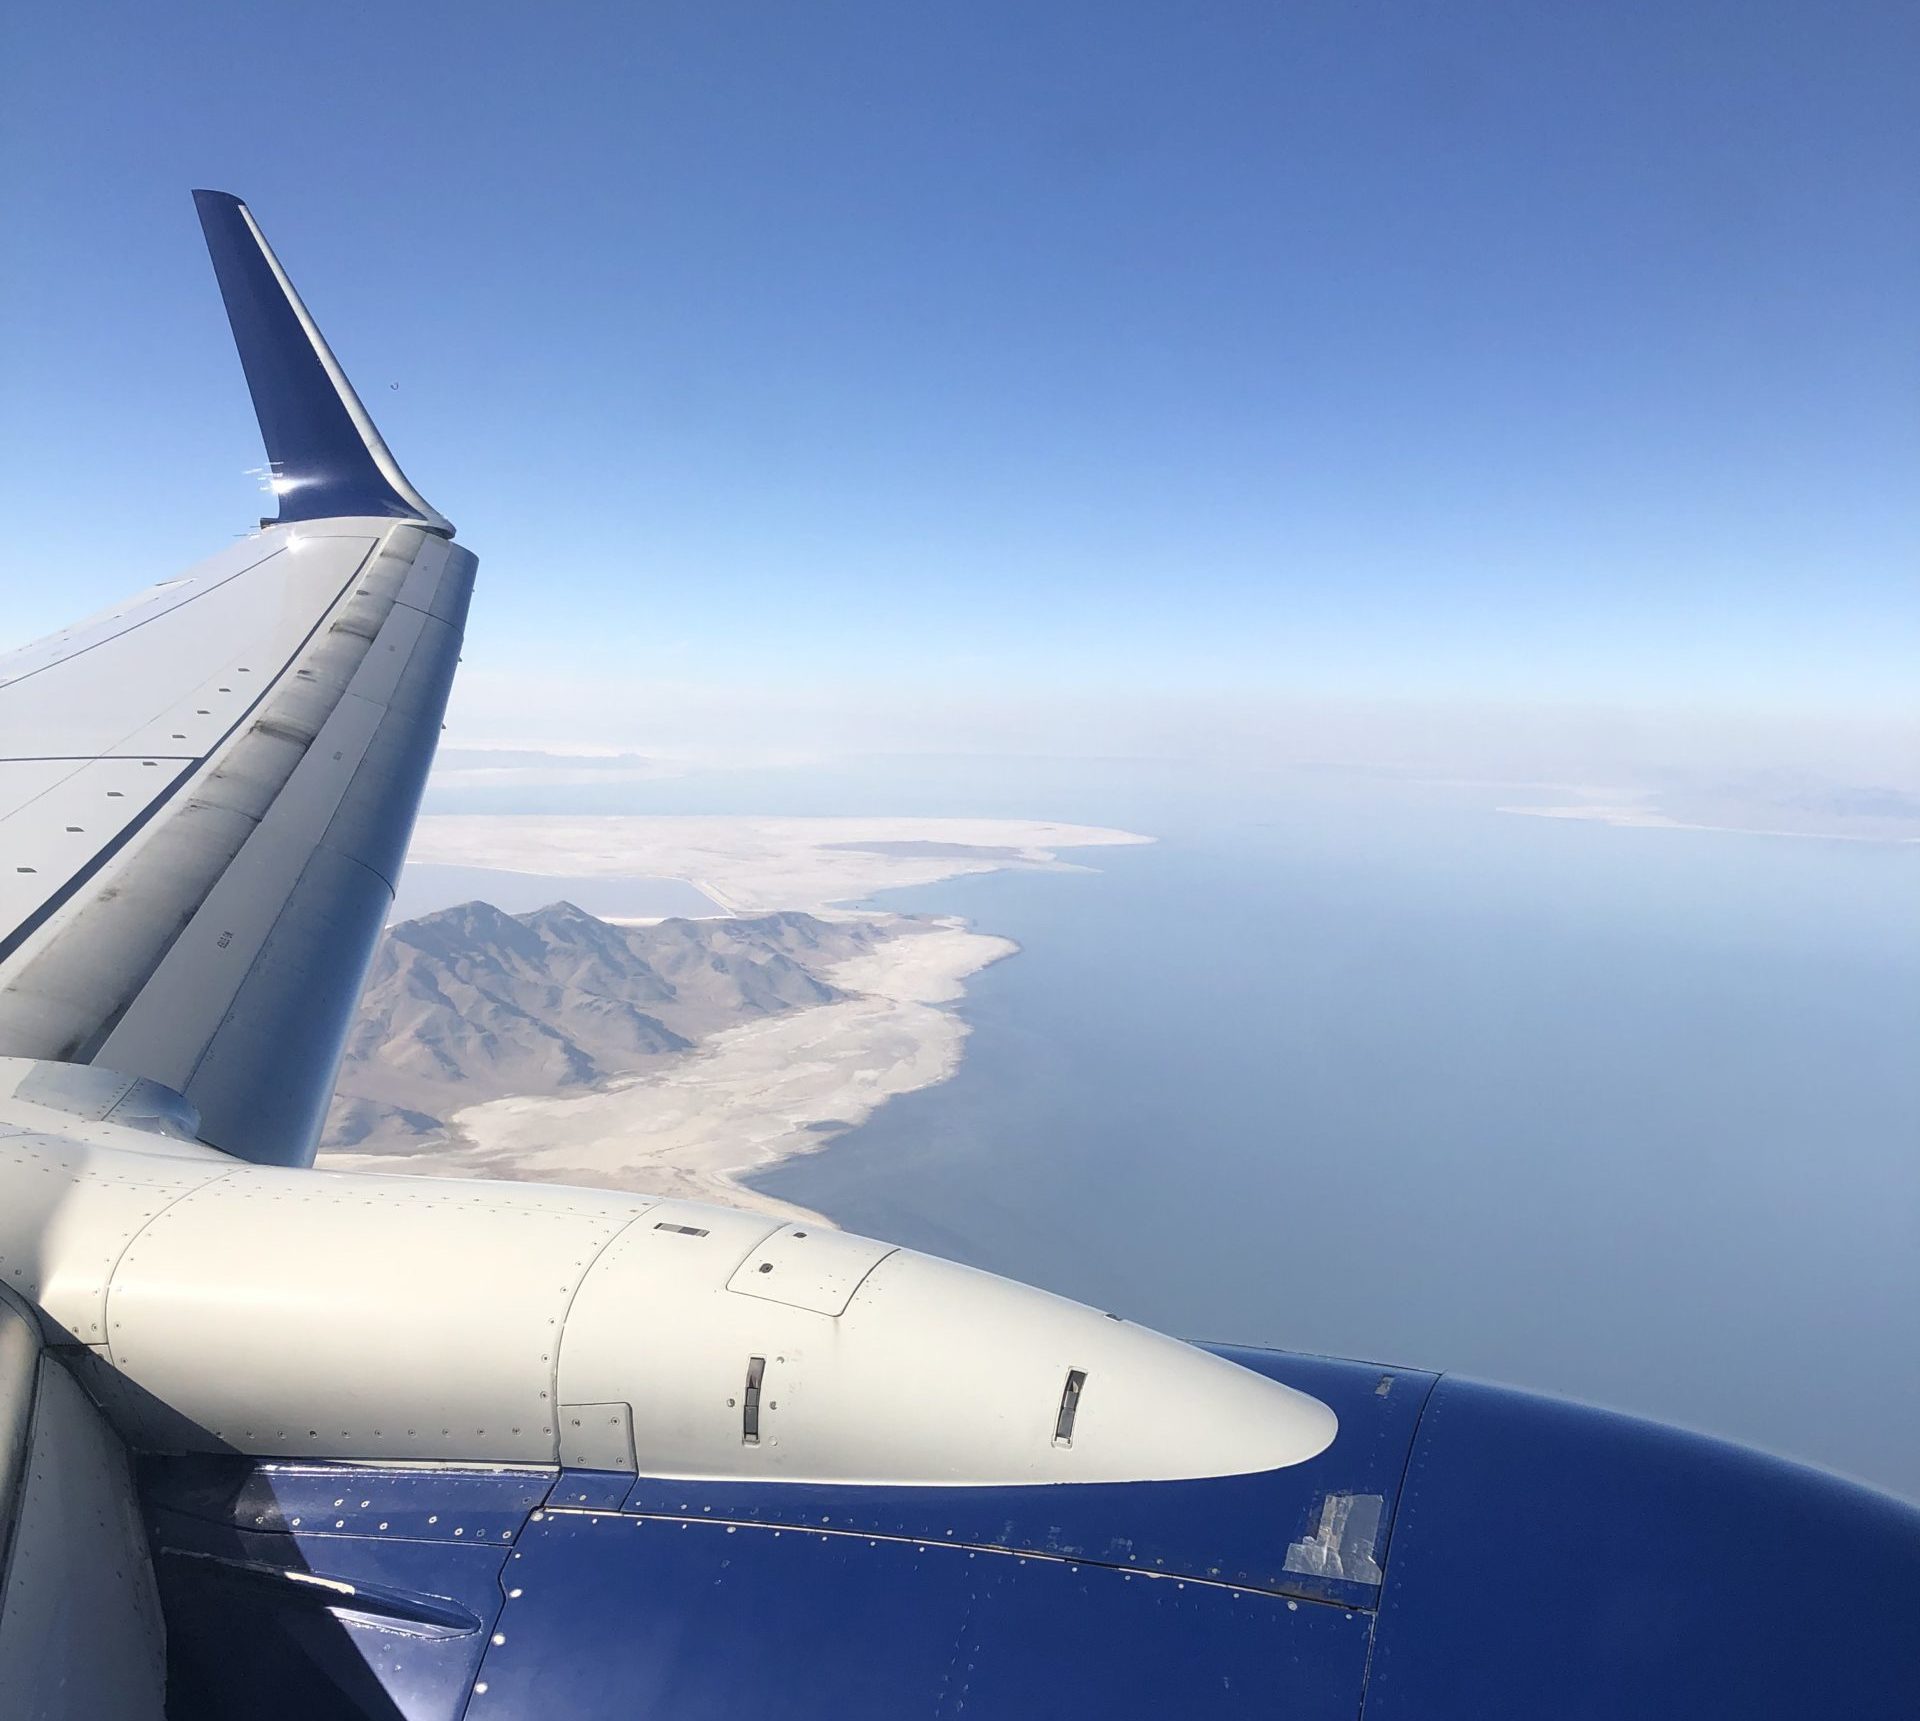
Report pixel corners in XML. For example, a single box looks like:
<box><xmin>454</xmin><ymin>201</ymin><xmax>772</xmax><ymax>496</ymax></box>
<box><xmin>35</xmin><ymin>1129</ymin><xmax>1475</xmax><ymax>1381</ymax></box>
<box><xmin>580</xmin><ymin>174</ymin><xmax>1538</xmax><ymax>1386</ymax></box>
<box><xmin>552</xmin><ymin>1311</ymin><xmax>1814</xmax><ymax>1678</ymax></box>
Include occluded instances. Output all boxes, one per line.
<box><xmin>472</xmin><ymin>1508</ymin><xmax>1371</xmax><ymax>1719</ymax></box>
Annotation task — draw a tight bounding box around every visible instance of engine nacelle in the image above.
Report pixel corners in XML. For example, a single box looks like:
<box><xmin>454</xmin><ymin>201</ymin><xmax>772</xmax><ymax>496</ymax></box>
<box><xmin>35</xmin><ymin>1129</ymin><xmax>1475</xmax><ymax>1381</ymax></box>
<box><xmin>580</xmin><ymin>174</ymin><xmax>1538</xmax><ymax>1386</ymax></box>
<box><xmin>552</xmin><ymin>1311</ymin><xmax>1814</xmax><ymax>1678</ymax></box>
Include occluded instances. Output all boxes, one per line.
<box><xmin>0</xmin><ymin>1106</ymin><xmax>1335</xmax><ymax>1486</ymax></box>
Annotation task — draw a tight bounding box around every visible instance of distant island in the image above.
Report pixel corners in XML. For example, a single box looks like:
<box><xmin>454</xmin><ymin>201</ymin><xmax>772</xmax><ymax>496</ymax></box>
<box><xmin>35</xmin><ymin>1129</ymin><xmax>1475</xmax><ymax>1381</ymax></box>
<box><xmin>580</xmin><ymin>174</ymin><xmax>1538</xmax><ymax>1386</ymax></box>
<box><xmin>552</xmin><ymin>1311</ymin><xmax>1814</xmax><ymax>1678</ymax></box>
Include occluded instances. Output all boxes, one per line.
<box><xmin>319</xmin><ymin>816</ymin><xmax>1151</xmax><ymax>1218</ymax></box>
<box><xmin>1498</xmin><ymin>771</ymin><xmax>1920</xmax><ymax>844</ymax></box>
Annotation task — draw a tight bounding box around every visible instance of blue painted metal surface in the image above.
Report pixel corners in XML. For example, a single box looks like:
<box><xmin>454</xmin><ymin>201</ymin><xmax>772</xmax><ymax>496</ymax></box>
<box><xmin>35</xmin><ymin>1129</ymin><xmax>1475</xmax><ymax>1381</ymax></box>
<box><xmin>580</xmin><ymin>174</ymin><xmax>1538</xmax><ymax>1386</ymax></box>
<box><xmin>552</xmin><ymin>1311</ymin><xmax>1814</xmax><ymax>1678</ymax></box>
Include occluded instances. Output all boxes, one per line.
<box><xmin>1361</xmin><ymin>1375</ymin><xmax>1920</xmax><ymax>1720</ymax></box>
<box><xmin>475</xmin><ymin>1507</ymin><xmax>1373</xmax><ymax>1719</ymax></box>
<box><xmin>617</xmin><ymin>1347</ymin><xmax>1434</xmax><ymax>1605</ymax></box>
<box><xmin>145</xmin><ymin>1459</ymin><xmax>551</xmax><ymax>1721</ymax></box>
<box><xmin>133</xmin><ymin>1355</ymin><xmax>1920</xmax><ymax>1718</ymax></box>
<box><xmin>193</xmin><ymin>190</ymin><xmax>449</xmax><ymax>530</ymax></box>
<box><xmin>550</xmin><ymin>1467</ymin><xmax>632</xmax><ymax>1511</ymax></box>
<box><xmin>149</xmin><ymin>1456</ymin><xmax>550</xmax><ymax>1545</ymax></box>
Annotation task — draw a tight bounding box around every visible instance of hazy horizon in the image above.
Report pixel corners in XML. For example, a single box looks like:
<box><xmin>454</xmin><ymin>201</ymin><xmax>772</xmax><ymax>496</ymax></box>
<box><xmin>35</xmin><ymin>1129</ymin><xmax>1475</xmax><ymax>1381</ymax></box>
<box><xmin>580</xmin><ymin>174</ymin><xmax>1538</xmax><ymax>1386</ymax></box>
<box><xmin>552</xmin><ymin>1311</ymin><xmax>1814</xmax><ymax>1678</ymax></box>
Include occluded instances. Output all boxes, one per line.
<box><xmin>5</xmin><ymin>3</ymin><xmax>1915</xmax><ymax>772</ymax></box>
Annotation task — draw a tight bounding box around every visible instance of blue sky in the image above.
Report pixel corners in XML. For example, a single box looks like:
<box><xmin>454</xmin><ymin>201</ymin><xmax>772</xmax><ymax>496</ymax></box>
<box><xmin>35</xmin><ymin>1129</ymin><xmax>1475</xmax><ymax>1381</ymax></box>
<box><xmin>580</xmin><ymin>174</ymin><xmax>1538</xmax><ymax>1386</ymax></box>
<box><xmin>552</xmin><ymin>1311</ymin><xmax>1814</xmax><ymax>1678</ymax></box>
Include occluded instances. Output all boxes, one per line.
<box><xmin>3</xmin><ymin>2</ymin><xmax>1915</xmax><ymax>768</ymax></box>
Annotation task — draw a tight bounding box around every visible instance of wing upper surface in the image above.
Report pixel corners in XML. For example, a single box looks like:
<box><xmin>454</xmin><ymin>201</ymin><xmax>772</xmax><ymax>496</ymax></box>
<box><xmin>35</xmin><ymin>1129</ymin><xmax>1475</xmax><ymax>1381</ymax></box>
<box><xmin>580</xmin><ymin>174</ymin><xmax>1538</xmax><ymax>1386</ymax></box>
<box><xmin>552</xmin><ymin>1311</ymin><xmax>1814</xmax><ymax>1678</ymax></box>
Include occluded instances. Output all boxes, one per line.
<box><xmin>0</xmin><ymin>193</ymin><xmax>473</xmax><ymax>1167</ymax></box>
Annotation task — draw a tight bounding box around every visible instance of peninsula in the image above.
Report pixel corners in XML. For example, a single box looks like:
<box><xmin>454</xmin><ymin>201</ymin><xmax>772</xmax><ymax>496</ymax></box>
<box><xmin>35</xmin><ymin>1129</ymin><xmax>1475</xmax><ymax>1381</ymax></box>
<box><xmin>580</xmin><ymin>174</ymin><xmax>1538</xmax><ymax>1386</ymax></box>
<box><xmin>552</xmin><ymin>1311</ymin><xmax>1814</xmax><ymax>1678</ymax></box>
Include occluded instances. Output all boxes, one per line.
<box><xmin>320</xmin><ymin>817</ymin><xmax>1150</xmax><ymax>1218</ymax></box>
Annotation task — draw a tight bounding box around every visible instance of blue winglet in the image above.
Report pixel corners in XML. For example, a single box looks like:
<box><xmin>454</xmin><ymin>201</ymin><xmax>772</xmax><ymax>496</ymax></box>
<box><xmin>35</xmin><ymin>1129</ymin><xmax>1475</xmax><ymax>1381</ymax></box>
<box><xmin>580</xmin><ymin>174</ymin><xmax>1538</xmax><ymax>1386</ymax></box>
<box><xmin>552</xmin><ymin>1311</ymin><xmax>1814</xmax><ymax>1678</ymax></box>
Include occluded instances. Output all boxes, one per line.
<box><xmin>193</xmin><ymin>190</ymin><xmax>454</xmax><ymax>535</ymax></box>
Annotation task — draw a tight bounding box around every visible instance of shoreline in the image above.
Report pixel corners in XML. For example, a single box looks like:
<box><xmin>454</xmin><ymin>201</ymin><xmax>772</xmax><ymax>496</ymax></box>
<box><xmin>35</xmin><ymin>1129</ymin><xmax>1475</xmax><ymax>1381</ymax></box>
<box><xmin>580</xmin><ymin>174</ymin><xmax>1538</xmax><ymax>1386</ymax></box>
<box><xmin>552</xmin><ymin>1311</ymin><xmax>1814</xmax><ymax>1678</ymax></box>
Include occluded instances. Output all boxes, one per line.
<box><xmin>404</xmin><ymin>814</ymin><xmax>1152</xmax><ymax>914</ymax></box>
<box><xmin>316</xmin><ymin>914</ymin><xmax>1017</xmax><ymax>1224</ymax></box>
<box><xmin>1500</xmin><ymin>801</ymin><xmax>1920</xmax><ymax>844</ymax></box>
<box><xmin>318</xmin><ymin>815</ymin><xmax>1150</xmax><ymax>1222</ymax></box>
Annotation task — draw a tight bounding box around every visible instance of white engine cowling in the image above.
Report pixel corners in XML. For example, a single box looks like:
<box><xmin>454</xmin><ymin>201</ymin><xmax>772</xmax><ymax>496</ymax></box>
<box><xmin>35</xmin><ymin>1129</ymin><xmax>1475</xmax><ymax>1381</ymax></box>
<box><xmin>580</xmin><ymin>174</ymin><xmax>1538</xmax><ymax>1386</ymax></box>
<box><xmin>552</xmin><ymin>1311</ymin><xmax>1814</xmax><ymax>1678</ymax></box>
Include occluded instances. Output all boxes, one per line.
<box><xmin>0</xmin><ymin>1090</ymin><xmax>1335</xmax><ymax>1487</ymax></box>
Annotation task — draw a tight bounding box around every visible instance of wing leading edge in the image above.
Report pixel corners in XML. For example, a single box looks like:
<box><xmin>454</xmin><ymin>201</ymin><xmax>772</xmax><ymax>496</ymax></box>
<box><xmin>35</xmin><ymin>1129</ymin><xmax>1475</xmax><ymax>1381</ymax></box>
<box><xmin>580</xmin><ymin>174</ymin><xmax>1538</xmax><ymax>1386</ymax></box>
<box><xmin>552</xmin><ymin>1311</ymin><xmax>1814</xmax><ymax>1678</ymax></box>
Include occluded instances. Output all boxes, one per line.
<box><xmin>0</xmin><ymin>193</ymin><xmax>474</xmax><ymax>1167</ymax></box>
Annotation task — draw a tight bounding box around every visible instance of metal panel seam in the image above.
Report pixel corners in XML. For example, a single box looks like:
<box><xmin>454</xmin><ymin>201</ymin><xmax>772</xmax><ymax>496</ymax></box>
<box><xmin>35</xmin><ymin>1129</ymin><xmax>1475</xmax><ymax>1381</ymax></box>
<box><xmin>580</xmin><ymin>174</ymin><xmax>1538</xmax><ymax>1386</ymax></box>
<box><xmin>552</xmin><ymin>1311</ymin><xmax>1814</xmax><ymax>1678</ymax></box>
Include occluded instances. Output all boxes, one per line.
<box><xmin>315</xmin><ymin>719</ymin><xmax>412</xmax><ymax>896</ymax></box>
<box><xmin>837</xmin><ymin>1246</ymin><xmax>898</xmax><ymax>1314</ymax></box>
<box><xmin>324</xmin><ymin>815</ymin><xmax>403</xmax><ymax>898</ymax></box>
<box><xmin>0</xmin><ymin>761</ymin><xmax>199</xmax><ymax>969</ymax></box>
<box><xmin>549</xmin><ymin>1506</ymin><xmax>1377</xmax><ymax>1607</ymax></box>
<box><xmin>543</xmin><ymin>1211</ymin><xmax>658</xmax><ymax>1479</ymax></box>
<box><xmin>1353</xmin><ymin>1369</ymin><xmax>1444</xmax><ymax>1719</ymax></box>
<box><xmin>100</xmin><ymin>1169</ymin><xmax>243</xmax><ymax>1378</ymax></box>
<box><xmin>0</xmin><ymin>538</ymin><xmax>383</xmax><ymax>971</ymax></box>
<box><xmin>0</xmin><ymin>544</ymin><xmax>287</xmax><ymax>696</ymax></box>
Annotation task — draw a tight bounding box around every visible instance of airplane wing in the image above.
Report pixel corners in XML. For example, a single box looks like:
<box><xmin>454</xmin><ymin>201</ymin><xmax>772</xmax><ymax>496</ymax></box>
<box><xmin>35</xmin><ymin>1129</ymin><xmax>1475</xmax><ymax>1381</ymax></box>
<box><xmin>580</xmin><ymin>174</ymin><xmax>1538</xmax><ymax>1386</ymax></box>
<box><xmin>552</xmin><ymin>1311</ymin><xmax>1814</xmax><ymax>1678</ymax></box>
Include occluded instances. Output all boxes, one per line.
<box><xmin>0</xmin><ymin>192</ymin><xmax>475</xmax><ymax>1168</ymax></box>
<box><xmin>1</xmin><ymin>193</ymin><xmax>1915</xmax><ymax>1721</ymax></box>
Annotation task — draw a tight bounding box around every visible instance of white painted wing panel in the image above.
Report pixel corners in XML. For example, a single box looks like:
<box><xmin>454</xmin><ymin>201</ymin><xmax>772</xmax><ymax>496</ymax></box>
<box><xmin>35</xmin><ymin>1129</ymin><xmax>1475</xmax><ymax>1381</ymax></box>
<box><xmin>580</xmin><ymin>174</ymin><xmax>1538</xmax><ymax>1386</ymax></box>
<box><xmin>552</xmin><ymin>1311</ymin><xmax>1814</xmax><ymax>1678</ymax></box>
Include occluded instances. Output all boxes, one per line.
<box><xmin>0</xmin><ymin>760</ymin><xmax>106</xmax><ymax>824</ymax></box>
<box><xmin>0</xmin><ymin>518</ymin><xmax>477</xmax><ymax>1166</ymax></box>
<box><xmin>0</xmin><ymin>533</ymin><xmax>374</xmax><ymax>759</ymax></box>
<box><xmin>0</xmin><ymin>758</ymin><xmax>186</xmax><ymax>933</ymax></box>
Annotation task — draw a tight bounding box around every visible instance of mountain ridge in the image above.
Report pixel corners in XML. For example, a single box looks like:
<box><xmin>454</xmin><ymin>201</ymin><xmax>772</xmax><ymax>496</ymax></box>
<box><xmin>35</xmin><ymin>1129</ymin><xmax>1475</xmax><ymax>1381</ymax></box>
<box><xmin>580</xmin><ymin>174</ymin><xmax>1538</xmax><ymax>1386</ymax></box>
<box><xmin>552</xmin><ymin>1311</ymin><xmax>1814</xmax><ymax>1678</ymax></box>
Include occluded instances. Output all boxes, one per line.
<box><xmin>323</xmin><ymin>900</ymin><xmax>888</xmax><ymax>1156</ymax></box>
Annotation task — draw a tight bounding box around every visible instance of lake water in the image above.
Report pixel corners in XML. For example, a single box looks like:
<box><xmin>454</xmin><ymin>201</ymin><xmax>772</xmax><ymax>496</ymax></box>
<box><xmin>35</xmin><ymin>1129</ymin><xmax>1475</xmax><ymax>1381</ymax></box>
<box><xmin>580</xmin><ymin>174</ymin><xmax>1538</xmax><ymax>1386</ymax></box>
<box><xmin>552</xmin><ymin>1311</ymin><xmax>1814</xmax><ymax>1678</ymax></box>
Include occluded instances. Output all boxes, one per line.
<box><xmin>745</xmin><ymin>772</ymin><xmax>1920</xmax><ymax>1500</ymax></box>
<box><xmin>391</xmin><ymin>863</ymin><xmax>724</xmax><ymax>923</ymax></box>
